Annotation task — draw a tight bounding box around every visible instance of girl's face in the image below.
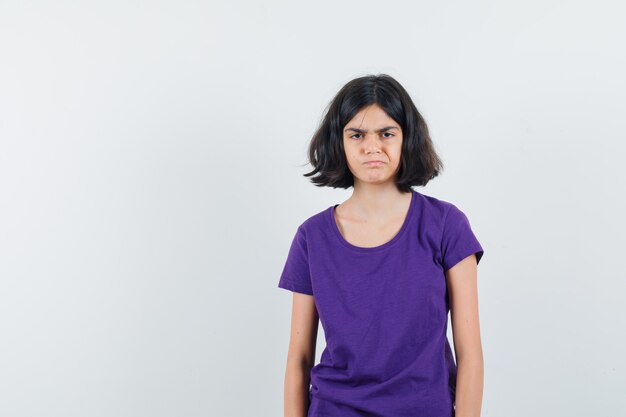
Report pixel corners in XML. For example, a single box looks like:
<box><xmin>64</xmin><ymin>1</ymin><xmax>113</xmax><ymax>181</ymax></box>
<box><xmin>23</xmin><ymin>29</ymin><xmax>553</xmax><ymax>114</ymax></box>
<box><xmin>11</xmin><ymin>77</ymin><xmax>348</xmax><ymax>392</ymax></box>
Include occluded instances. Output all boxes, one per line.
<box><xmin>342</xmin><ymin>104</ymin><xmax>403</xmax><ymax>187</ymax></box>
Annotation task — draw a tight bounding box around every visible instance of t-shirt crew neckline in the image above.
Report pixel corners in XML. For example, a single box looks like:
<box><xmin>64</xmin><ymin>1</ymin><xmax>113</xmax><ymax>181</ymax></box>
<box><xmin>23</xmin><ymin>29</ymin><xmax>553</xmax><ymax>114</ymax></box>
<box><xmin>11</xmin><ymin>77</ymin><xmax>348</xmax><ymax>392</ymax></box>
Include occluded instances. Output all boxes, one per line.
<box><xmin>328</xmin><ymin>190</ymin><xmax>417</xmax><ymax>253</ymax></box>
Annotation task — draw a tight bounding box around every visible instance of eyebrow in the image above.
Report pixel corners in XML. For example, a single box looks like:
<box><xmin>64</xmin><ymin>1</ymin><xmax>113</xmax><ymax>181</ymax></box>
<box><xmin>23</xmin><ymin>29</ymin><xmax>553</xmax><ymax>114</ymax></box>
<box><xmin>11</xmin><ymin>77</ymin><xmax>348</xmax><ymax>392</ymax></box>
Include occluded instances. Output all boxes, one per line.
<box><xmin>344</xmin><ymin>126</ymin><xmax>399</xmax><ymax>133</ymax></box>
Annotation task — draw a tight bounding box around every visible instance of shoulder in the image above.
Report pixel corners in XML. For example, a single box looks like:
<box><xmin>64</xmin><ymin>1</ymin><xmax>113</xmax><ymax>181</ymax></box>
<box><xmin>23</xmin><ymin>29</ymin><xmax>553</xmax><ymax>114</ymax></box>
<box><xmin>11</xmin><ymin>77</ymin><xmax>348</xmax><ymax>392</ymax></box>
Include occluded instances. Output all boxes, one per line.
<box><xmin>410</xmin><ymin>190</ymin><xmax>478</xmax><ymax>243</ymax></box>
<box><xmin>412</xmin><ymin>190</ymin><xmax>459</xmax><ymax>222</ymax></box>
<box><xmin>292</xmin><ymin>205</ymin><xmax>333</xmax><ymax>239</ymax></box>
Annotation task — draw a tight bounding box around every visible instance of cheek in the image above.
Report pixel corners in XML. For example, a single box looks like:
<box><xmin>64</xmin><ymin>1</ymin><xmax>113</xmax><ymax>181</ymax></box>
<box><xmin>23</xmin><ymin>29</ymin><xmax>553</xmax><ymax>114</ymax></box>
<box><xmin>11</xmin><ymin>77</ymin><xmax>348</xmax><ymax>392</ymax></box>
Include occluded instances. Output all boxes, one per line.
<box><xmin>343</xmin><ymin>143</ymin><xmax>359</xmax><ymax>162</ymax></box>
<box><xmin>395</xmin><ymin>141</ymin><xmax>404</xmax><ymax>157</ymax></box>
<box><xmin>387</xmin><ymin>143</ymin><xmax>403</xmax><ymax>160</ymax></box>
<box><xmin>342</xmin><ymin>146</ymin><xmax>357</xmax><ymax>169</ymax></box>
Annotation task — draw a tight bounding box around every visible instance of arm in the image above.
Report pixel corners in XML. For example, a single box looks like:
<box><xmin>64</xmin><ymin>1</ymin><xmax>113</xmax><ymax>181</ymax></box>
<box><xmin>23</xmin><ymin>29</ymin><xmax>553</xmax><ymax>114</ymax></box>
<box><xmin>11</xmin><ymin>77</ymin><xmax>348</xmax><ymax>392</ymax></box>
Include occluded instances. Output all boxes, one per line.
<box><xmin>283</xmin><ymin>292</ymin><xmax>319</xmax><ymax>417</ymax></box>
<box><xmin>445</xmin><ymin>254</ymin><xmax>484</xmax><ymax>417</ymax></box>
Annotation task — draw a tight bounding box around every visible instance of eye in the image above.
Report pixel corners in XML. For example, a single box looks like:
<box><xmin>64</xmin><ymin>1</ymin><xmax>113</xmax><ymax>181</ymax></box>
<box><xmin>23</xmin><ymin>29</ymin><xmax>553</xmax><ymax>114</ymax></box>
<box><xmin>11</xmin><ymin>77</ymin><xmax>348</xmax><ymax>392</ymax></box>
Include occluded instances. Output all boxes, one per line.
<box><xmin>348</xmin><ymin>132</ymin><xmax>395</xmax><ymax>139</ymax></box>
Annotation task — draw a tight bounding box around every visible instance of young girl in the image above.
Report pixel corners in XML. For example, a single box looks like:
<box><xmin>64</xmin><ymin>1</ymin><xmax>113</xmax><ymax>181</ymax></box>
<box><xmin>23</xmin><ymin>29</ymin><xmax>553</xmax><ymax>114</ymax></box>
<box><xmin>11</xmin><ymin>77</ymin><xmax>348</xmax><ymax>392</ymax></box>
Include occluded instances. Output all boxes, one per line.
<box><xmin>278</xmin><ymin>74</ymin><xmax>485</xmax><ymax>417</ymax></box>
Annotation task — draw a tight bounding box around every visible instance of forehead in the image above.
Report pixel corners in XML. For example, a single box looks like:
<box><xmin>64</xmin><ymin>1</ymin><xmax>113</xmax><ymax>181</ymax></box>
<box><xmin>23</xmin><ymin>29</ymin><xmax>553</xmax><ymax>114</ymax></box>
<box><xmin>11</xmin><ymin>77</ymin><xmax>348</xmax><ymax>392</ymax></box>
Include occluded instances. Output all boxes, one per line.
<box><xmin>345</xmin><ymin>104</ymin><xmax>399</xmax><ymax>128</ymax></box>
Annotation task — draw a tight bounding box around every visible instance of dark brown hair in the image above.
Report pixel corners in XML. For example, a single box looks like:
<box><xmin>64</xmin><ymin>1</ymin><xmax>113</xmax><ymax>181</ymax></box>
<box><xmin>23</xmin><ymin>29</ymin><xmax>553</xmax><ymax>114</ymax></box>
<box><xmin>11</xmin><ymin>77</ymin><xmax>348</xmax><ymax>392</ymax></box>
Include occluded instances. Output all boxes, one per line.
<box><xmin>304</xmin><ymin>74</ymin><xmax>443</xmax><ymax>193</ymax></box>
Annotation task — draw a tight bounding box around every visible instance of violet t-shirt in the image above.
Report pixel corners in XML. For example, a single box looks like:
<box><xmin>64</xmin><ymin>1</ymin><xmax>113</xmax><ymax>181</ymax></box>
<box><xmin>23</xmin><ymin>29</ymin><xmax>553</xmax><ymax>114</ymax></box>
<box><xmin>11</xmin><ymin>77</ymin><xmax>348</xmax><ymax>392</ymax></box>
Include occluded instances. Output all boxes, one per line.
<box><xmin>277</xmin><ymin>190</ymin><xmax>484</xmax><ymax>417</ymax></box>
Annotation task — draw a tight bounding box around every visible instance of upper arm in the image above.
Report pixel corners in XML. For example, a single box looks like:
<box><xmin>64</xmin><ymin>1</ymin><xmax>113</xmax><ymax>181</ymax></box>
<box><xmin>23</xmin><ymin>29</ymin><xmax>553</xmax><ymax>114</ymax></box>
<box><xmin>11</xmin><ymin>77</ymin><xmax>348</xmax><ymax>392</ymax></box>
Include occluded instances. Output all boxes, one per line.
<box><xmin>287</xmin><ymin>292</ymin><xmax>319</xmax><ymax>368</ymax></box>
<box><xmin>278</xmin><ymin>226</ymin><xmax>314</xmax><ymax>295</ymax></box>
<box><xmin>277</xmin><ymin>225</ymin><xmax>318</xmax><ymax>364</ymax></box>
<box><xmin>445</xmin><ymin>254</ymin><xmax>483</xmax><ymax>361</ymax></box>
<box><xmin>439</xmin><ymin>203</ymin><xmax>485</xmax><ymax>360</ymax></box>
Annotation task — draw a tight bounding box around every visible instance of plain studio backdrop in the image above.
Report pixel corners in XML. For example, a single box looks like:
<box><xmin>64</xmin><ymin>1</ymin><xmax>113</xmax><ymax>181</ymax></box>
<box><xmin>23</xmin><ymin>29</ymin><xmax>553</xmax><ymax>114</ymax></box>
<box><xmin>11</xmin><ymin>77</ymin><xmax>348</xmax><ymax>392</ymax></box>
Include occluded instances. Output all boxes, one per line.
<box><xmin>0</xmin><ymin>1</ymin><xmax>624</xmax><ymax>416</ymax></box>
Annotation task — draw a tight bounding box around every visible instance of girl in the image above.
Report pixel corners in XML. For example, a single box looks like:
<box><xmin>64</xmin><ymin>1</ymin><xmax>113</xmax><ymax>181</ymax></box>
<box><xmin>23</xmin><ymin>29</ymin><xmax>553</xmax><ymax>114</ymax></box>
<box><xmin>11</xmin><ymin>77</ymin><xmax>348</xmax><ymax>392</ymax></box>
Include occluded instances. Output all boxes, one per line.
<box><xmin>278</xmin><ymin>74</ymin><xmax>485</xmax><ymax>417</ymax></box>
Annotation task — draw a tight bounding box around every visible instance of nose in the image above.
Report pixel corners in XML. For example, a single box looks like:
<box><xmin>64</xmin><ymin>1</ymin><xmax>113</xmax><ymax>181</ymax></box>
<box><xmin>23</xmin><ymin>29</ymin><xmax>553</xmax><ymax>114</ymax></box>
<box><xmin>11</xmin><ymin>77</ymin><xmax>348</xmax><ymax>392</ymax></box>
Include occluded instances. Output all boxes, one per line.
<box><xmin>363</xmin><ymin>133</ymin><xmax>382</xmax><ymax>154</ymax></box>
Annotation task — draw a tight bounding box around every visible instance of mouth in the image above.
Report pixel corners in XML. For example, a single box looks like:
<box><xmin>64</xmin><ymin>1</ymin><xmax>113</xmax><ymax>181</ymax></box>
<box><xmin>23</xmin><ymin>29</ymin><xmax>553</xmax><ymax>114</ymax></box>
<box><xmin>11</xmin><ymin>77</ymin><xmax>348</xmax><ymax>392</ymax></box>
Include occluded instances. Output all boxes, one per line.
<box><xmin>364</xmin><ymin>161</ymin><xmax>385</xmax><ymax>166</ymax></box>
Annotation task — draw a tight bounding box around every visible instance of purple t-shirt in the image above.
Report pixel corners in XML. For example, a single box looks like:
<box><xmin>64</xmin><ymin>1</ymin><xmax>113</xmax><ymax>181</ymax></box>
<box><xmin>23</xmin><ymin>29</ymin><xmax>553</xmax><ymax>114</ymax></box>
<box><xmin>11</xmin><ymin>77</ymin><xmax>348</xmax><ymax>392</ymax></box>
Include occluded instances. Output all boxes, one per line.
<box><xmin>278</xmin><ymin>189</ymin><xmax>484</xmax><ymax>417</ymax></box>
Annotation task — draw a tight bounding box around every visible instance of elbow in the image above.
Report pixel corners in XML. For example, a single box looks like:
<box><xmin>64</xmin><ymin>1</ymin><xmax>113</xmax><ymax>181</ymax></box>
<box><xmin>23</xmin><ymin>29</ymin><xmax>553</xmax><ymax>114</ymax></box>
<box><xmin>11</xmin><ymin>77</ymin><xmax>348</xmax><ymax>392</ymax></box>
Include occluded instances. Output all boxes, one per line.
<box><xmin>456</xmin><ymin>349</ymin><xmax>484</xmax><ymax>367</ymax></box>
<box><xmin>286</xmin><ymin>348</ymin><xmax>315</xmax><ymax>371</ymax></box>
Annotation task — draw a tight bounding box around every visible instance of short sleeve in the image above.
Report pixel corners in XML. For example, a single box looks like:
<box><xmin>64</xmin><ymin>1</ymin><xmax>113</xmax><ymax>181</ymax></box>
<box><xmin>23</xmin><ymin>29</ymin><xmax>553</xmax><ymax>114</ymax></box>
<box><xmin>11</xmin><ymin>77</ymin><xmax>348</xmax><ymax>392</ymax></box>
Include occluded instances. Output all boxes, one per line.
<box><xmin>441</xmin><ymin>204</ymin><xmax>484</xmax><ymax>272</ymax></box>
<box><xmin>277</xmin><ymin>225</ymin><xmax>314</xmax><ymax>295</ymax></box>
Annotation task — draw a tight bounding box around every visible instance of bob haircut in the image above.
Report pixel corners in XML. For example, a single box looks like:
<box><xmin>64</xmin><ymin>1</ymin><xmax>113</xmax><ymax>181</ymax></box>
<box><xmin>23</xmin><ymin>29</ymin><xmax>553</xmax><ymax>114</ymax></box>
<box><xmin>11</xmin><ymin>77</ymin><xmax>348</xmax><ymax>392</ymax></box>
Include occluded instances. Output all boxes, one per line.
<box><xmin>304</xmin><ymin>74</ymin><xmax>443</xmax><ymax>193</ymax></box>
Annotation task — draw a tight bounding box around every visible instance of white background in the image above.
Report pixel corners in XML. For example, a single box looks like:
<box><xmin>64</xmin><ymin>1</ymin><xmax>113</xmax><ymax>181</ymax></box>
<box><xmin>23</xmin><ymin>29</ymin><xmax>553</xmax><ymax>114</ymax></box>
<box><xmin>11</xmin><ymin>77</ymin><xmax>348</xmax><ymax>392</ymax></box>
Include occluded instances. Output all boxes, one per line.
<box><xmin>1</xmin><ymin>1</ymin><xmax>624</xmax><ymax>416</ymax></box>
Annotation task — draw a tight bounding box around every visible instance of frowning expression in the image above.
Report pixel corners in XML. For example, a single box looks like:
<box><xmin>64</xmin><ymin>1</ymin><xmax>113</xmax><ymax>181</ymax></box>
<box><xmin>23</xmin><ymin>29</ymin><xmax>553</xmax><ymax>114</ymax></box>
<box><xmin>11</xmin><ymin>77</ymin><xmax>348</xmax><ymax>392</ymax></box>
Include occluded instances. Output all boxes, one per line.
<box><xmin>342</xmin><ymin>104</ymin><xmax>403</xmax><ymax>186</ymax></box>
